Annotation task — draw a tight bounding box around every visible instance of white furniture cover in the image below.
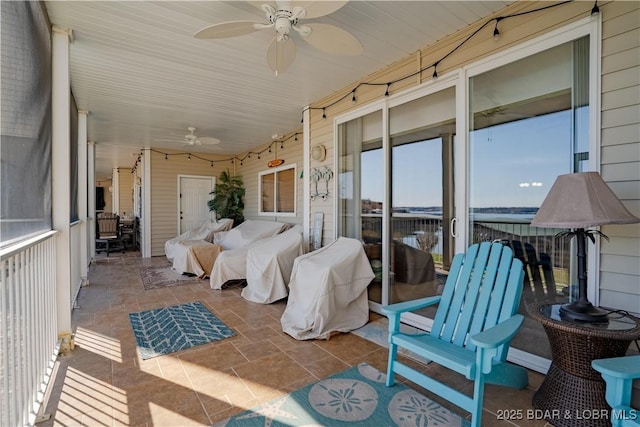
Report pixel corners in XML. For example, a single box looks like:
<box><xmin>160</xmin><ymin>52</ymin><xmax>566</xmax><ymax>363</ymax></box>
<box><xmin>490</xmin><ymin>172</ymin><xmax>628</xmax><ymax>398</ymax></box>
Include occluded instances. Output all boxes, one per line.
<box><xmin>281</xmin><ymin>237</ymin><xmax>375</xmax><ymax>340</ymax></box>
<box><xmin>216</xmin><ymin>220</ymin><xmax>286</xmax><ymax>250</ymax></box>
<box><xmin>164</xmin><ymin>218</ymin><xmax>233</xmax><ymax>261</ymax></box>
<box><xmin>172</xmin><ymin>219</ymin><xmax>284</xmax><ymax>277</ymax></box>
<box><xmin>241</xmin><ymin>225</ymin><xmax>304</xmax><ymax>303</ymax></box>
<box><xmin>209</xmin><ymin>245</ymin><xmax>251</xmax><ymax>289</ymax></box>
<box><xmin>208</xmin><ymin>220</ymin><xmax>287</xmax><ymax>288</ymax></box>
<box><xmin>170</xmin><ymin>240</ymin><xmax>223</xmax><ymax>278</ymax></box>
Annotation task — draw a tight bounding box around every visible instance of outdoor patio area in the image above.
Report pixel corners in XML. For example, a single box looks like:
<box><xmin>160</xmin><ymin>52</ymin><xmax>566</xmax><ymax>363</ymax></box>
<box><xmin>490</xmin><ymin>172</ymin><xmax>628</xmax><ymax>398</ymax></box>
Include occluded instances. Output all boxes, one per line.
<box><xmin>39</xmin><ymin>251</ymin><xmax>552</xmax><ymax>427</ymax></box>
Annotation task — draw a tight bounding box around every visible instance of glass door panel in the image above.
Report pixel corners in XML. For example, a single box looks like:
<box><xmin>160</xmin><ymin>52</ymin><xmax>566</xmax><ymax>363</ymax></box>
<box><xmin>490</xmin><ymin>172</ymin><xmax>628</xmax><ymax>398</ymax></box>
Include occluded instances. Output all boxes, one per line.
<box><xmin>388</xmin><ymin>88</ymin><xmax>456</xmax><ymax>307</ymax></box>
<box><xmin>337</xmin><ymin>110</ymin><xmax>384</xmax><ymax>302</ymax></box>
<box><xmin>468</xmin><ymin>36</ymin><xmax>589</xmax><ymax>359</ymax></box>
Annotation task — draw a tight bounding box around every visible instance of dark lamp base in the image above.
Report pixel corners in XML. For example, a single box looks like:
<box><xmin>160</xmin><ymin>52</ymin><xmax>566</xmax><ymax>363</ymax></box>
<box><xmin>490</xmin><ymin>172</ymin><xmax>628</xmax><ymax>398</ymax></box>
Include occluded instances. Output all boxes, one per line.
<box><xmin>560</xmin><ymin>302</ymin><xmax>609</xmax><ymax>323</ymax></box>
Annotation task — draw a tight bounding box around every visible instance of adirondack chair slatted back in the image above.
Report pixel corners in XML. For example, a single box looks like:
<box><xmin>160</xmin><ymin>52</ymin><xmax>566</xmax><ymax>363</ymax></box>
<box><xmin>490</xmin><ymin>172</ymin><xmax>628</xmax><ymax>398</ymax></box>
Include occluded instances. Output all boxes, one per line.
<box><xmin>503</xmin><ymin>239</ymin><xmax>557</xmax><ymax>306</ymax></box>
<box><xmin>430</xmin><ymin>242</ymin><xmax>524</xmax><ymax>358</ymax></box>
<box><xmin>384</xmin><ymin>241</ymin><xmax>527</xmax><ymax>427</ymax></box>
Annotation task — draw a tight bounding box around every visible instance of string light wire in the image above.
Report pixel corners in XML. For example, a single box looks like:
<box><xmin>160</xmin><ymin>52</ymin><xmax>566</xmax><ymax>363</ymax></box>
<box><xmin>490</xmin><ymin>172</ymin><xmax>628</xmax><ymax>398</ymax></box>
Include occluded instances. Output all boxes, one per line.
<box><xmin>132</xmin><ymin>131</ymin><xmax>302</xmax><ymax>174</ymax></box>
<box><xmin>303</xmin><ymin>1</ymin><xmax>574</xmax><ymax>119</ymax></box>
<box><xmin>135</xmin><ymin>1</ymin><xmax>578</xmax><ymax>174</ymax></box>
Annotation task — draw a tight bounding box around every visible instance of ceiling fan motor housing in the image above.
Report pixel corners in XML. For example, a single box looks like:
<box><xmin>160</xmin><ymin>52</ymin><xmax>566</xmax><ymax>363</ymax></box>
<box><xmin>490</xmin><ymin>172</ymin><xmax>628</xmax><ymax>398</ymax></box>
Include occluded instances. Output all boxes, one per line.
<box><xmin>275</xmin><ymin>17</ymin><xmax>291</xmax><ymax>39</ymax></box>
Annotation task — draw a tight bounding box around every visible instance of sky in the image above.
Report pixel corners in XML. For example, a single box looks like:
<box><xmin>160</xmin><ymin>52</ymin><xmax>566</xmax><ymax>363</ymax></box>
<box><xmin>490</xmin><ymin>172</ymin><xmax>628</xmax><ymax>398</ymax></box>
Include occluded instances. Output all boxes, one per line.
<box><xmin>359</xmin><ymin>109</ymin><xmax>578</xmax><ymax>209</ymax></box>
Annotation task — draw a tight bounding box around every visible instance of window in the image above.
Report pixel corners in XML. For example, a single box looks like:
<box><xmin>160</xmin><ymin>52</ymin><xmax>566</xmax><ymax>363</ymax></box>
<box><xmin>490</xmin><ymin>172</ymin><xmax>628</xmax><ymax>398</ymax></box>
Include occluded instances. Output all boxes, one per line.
<box><xmin>259</xmin><ymin>164</ymin><xmax>296</xmax><ymax>216</ymax></box>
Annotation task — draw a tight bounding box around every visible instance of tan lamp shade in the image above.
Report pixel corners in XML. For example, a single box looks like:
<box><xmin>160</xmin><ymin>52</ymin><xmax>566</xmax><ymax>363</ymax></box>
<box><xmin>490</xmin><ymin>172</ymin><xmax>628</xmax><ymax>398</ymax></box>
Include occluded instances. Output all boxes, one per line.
<box><xmin>531</xmin><ymin>172</ymin><xmax>640</xmax><ymax>228</ymax></box>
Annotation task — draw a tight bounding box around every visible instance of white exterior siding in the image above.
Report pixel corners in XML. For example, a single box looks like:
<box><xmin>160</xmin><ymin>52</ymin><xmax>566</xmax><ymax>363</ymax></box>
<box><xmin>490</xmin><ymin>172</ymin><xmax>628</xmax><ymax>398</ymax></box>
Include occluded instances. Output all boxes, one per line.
<box><xmin>298</xmin><ymin>1</ymin><xmax>639</xmax><ymax>312</ymax></box>
<box><xmin>149</xmin><ymin>149</ymin><xmax>225</xmax><ymax>257</ymax></box>
<box><xmin>240</xmin><ymin>134</ymin><xmax>304</xmax><ymax>226</ymax></box>
<box><xmin>599</xmin><ymin>1</ymin><xmax>640</xmax><ymax>314</ymax></box>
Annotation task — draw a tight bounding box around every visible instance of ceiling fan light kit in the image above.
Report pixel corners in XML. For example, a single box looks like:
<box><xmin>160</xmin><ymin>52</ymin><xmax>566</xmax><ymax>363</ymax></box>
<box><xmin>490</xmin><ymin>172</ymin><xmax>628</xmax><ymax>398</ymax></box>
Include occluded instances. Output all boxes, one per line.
<box><xmin>194</xmin><ymin>1</ymin><xmax>363</xmax><ymax>75</ymax></box>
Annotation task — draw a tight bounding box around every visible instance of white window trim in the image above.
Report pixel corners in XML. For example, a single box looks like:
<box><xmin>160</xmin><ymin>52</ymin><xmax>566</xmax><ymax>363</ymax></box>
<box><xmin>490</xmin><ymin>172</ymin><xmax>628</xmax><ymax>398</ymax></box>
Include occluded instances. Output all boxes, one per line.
<box><xmin>258</xmin><ymin>163</ymin><xmax>297</xmax><ymax>217</ymax></box>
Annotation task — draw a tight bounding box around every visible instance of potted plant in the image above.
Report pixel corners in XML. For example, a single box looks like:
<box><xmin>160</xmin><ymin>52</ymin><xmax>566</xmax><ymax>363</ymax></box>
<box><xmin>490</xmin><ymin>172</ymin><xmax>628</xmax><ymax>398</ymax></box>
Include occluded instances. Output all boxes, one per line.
<box><xmin>208</xmin><ymin>169</ymin><xmax>245</xmax><ymax>227</ymax></box>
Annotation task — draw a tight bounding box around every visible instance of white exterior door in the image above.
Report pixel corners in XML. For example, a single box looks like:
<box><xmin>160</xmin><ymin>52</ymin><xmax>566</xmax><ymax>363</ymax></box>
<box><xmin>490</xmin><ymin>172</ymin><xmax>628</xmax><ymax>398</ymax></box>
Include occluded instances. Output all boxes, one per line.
<box><xmin>179</xmin><ymin>176</ymin><xmax>215</xmax><ymax>234</ymax></box>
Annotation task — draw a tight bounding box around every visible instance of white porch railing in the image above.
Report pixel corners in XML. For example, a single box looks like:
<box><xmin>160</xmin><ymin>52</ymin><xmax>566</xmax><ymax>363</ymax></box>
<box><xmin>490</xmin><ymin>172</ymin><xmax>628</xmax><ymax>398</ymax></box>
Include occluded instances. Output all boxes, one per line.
<box><xmin>1</xmin><ymin>231</ymin><xmax>59</xmax><ymax>427</ymax></box>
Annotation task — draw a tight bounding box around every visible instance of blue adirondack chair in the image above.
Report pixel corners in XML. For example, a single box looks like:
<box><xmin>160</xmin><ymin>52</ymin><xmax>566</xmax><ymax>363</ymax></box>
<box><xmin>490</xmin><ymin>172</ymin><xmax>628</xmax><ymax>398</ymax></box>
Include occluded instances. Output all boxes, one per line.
<box><xmin>592</xmin><ymin>355</ymin><xmax>640</xmax><ymax>427</ymax></box>
<box><xmin>383</xmin><ymin>241</ymin><xmax>529</xmax><ymax>427</ymax></box>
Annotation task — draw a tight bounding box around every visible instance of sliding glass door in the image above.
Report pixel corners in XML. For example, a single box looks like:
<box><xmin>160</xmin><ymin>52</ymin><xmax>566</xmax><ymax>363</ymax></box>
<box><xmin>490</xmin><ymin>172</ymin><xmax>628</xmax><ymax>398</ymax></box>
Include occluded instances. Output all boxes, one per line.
<box><xmin>337</xmin><ymin>87</ymin><xmax>456</xmax><ymax>318</ymax></box>
<box><xmin>467</xmin><ymin>36</ymin><xmax>590</xmax><ymax>360</ymax></box>
<box><xmin>335</xmin><ymin>27</ymin><xmax>595</xmax><ymax>367</ymax></box>
<box><xmin>388</xmin><ymin>88</ymin><xmax>456</xmax><ymax>307</ymax></box>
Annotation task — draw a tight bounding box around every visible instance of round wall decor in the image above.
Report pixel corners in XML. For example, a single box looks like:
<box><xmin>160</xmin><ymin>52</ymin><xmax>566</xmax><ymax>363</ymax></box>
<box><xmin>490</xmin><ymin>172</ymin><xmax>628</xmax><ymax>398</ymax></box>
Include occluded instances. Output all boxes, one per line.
<box><xmin>311</xmin><ymin>144</ymin><xmax>326</xmax><ymax>161</ymax></box>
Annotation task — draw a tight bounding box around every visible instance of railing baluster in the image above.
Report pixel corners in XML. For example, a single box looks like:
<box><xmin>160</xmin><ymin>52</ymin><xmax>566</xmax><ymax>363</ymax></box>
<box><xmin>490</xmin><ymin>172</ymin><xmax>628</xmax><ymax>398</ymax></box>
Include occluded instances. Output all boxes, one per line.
<box><xmin>1</xmin><ymin>258</ymin><xmax>10</xmax><ymax>427</ymax></box>
<box><xmin>1</xmin><ymin>231</ymin><xmax>58</xmax><ymax>426</ymax></box>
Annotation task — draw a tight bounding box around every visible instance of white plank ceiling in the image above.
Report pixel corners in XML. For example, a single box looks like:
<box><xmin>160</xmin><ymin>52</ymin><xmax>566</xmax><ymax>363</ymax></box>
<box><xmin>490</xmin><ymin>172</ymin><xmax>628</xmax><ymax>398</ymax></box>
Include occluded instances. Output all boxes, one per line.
<box><xmin>44</xmin><ymin>1</ymin><xmax>512</xmax><ymax>179</ymax></box>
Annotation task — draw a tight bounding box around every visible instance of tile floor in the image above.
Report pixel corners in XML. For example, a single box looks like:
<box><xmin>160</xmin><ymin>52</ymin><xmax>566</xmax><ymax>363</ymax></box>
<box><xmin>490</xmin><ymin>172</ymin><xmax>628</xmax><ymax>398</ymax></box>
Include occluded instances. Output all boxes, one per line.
<box><xmin>40</xmin><ymin>251</ymin><xmax>553</xmax><ymax>426</ymax></box>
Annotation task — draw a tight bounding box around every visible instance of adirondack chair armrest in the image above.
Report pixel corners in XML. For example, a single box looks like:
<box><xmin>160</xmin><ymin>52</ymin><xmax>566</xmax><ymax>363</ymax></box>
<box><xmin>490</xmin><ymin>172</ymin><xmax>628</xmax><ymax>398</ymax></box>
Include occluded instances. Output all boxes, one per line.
<box><xmin>592</xmin><ymin>355</ymin><xmax>640</xmax><ymax>380</ymax></box>
<box><xmin>592</xmin><ymin>355</ymin><xmax>640</xmax><ymax>418</ymax></box>
<box><xmin>382</xmin><ymin>295</ymin><xmax>442</xmax><ymax>316</ymax></box>
<box><xmin>471</xmin><ymin>314</ymin><xmax>524</xmax><ymax>349</ymax></box>
<box><xmin>471</xmin><ymin>315</ymin><xmax>524</xmax><ymax>376</ymax></box>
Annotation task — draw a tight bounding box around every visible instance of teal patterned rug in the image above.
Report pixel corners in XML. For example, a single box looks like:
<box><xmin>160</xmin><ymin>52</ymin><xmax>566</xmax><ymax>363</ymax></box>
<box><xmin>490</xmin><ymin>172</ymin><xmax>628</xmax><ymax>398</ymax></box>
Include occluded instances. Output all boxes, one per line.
<box><xmin>214</xmin><ymin>362</ymin><xmax>469</xmax><ymax>427</ymax></box>
<box><xmin>129</xmin><ymin>301</ymin><xmax>234</xmax><ymax>360</ymax></box>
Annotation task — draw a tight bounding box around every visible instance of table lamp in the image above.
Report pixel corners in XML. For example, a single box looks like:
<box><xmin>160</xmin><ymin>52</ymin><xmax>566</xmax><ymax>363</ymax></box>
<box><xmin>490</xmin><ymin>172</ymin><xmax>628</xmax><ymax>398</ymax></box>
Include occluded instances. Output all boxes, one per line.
<box><xmin>531</xmin><ymin>172</ymin><xmax>640</xmax><ymax>323</ymax></box>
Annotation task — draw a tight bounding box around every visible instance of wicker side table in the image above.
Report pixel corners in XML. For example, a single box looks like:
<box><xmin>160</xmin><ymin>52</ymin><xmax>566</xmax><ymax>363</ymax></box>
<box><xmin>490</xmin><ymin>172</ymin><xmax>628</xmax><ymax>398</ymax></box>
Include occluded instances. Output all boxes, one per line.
<box><xmin>530</xmin><ymin>303</ymin><xmax>640</xmax><ymax>427</ymax></box>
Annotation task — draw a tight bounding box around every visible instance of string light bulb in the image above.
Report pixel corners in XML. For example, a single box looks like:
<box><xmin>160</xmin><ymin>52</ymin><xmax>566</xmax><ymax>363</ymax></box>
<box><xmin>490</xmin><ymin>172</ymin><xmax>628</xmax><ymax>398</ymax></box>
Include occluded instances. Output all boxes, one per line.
<box><xmin>591</xmin><ymin>1</ymin><xmax>599</xmax><ymax>15</ymax></box>
<box><xmin>306</xmin><ymin>2</ymin><xmax>576</xmax><ymax>121</ymax></box>
<box><xmin>322</xmin><ymin>108</ymin><xmax>326</xmax><ymax>119</ymax></box>
<box><xmin>493</xmin><ymin>17</ymin><xmax>502</xmax><ymax>39</ymax></box>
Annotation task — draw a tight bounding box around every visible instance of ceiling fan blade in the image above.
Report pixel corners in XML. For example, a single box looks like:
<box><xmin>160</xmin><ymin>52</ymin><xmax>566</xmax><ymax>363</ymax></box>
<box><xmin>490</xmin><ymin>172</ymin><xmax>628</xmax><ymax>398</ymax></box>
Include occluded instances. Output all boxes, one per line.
<box><xmin>194</xmin><ymin>21</ymin><xmax>260</xmax><ymax>39</ymax></box>
<box><xmin>302</xmin><ymin>23</ymin><xmax>363</xmax><ymax>55</ymax></box>
<box><xmin>291</xmin><ymin>1</ymin><xmax>348</xmax><ymax>19</ymax></box>
<box><xmin>199</xmin><ymin>137</ymin><xmax>221</xmax><ymax>145</ymax></box>
<box><xmin>266</xmin><ymin>36</ymin><xmax>296</xmax><ymax>75</ymax></box>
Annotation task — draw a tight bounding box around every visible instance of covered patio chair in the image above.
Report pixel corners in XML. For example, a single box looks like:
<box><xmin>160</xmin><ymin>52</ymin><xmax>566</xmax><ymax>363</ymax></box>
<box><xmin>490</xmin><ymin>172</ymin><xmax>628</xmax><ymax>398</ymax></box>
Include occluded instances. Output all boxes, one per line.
<box><xmin>164</xmin><ymin>218</ymin><xmax>233</xmax><ymax>261</ymax></box>
<box><xmin>383</xmin><ymin>241</ymin><xmax>528</xmax><ymax>427</ymax></box>
<box><xmin>171</xmin><ymin>218</ymin><xmax>282</xmax><ymax>277</ymax></box>
<box><xmin>241</xmin><ymin>225</ymin><xmax>304</xmax><ymax>303</ymax></box>
<box><xmin>281</xmin><ymin>237</ymin><xmax>375</xmax><ymax>340</ymax></box>
<box><xmin>207</xmin><ymin>220</ymin><xmax>288</xmax><ymax>286</ymax></box>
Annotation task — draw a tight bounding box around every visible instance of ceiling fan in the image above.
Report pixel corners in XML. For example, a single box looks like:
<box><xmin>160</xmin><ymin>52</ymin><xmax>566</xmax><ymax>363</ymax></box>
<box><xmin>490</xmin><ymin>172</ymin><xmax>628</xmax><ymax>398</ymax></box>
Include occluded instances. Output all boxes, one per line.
<box><xmin>194</xmin><ymin>1</ymin><xmax>364</xmax><ymax>75</ymax></box>
<box><xmin>156</xmin><ymin>127</ymin><xmax>220</xmax><ymax>146</ymax></box>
